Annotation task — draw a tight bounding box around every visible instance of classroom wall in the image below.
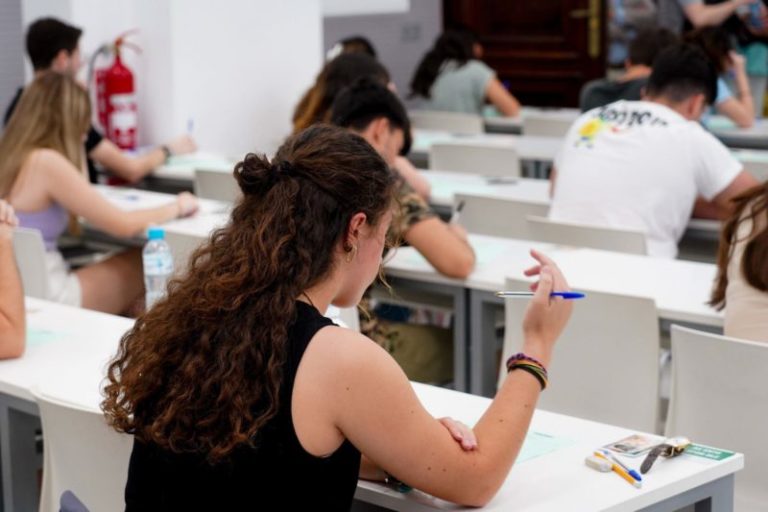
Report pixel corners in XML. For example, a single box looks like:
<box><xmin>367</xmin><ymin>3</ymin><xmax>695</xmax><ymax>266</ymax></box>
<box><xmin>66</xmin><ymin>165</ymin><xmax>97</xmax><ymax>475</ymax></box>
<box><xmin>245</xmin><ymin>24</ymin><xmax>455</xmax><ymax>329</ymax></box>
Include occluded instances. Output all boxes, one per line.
<box><xmin>18</xmin><ymin>0</ymin><xmax>323</xmax><ymax>157</ymax></box>
<box><xmin>0</xmin><ymin>0</ymin><xmax>25</xmax><ymax>121</ymax></box>
<box><xmin>322</xmin><ymin>0</ymin><xmax>442</xmax><ymax>106</ymax></box>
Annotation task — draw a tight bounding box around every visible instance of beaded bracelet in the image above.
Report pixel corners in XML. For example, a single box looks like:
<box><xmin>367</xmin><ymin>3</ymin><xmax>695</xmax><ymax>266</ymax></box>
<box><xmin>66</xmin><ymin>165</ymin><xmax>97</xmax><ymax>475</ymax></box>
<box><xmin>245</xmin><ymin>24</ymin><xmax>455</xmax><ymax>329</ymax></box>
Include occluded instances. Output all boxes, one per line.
<box><xmin>506</xmin><ymin>353</ymin><xmax>549</xmax><ymax>391</ymax></box>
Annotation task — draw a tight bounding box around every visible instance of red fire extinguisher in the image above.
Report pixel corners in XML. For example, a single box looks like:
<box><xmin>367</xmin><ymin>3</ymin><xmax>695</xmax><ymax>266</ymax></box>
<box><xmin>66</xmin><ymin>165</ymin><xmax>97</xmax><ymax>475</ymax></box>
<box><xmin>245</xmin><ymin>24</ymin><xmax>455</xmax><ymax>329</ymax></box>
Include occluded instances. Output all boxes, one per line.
<box><xmin>93</xmin><ymin>32</ymin><xmax>140</xmax><ymax>150</ymax></box>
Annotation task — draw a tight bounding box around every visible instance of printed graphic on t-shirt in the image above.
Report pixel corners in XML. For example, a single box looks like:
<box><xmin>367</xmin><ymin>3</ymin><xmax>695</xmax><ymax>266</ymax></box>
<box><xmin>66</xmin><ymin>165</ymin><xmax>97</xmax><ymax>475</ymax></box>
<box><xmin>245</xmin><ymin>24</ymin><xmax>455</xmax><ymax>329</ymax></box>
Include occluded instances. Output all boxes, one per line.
<box><xmin>575</xmin><ymin>104</ymin><xmax>668</xmax><ymax>148</ymax></box>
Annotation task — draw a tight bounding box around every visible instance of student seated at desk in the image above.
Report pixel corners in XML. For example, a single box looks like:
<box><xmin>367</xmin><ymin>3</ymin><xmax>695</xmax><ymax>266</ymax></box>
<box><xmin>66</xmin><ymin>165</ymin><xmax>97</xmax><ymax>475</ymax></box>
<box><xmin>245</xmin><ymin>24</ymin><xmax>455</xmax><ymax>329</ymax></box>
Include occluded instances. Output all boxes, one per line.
<box><xmin>409</xmin><ymin>29</ymin><xmax>520</xmax><ymax>117</ymax></box>
<box><xmin>293</xmin><ymin>53</ymin><xmax>431</xmax><ymax>200</ymax></box>
<box><xmin>686</xmin><ymin>27</ymin><xmax>756</xmax><ymax>128</ymax></box>
<box><xmin>102</xmin><ymin>125</ymin><xmax>573</xmax><ymax>510</ymax></box>
<box><xmin>326</xmin><ymin>35</ymin><xmax>377</xmax><ymax>60</ymax></box>
<box><xmin>3</xmin><ymin>17</ymin><xmax>196</xmax><ymax>184</ymax></box>
<box><xmin>0</xmin><ymin>73</ymin><xmax>198</xmax><ymax>314</ymax></box>
<box><xmin>711</xmin><ymin>181</ymin><xmax>768</xmax><ymax>342</ymax></box>
<box><xmin>331</xmin><ymin>79</ymin><xmax>475</xmax><ymax>383</ymax></box>
<box><xmin>0</xmin><ymin>200</ymin><xmax>24</xmax><ymax>359</ymax></box>
<box><xmin>580</xmin><ymin>28</ymin><xmax>679</xmax><ymax>112</ymax></box>
<box><xmin>550</xmin><ymin>43</ymin><xmax>758</xmax><ymax>258</ymax></box>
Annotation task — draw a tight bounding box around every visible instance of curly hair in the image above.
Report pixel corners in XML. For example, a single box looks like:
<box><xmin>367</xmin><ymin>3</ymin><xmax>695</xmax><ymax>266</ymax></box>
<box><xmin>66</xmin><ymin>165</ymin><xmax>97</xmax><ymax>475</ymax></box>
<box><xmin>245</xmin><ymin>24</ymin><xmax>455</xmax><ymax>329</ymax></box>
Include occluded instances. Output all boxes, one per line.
<box><xmin>102</xmin><ymin>125</ymin><xmax>397</xmax><ymax>462</ymax></box>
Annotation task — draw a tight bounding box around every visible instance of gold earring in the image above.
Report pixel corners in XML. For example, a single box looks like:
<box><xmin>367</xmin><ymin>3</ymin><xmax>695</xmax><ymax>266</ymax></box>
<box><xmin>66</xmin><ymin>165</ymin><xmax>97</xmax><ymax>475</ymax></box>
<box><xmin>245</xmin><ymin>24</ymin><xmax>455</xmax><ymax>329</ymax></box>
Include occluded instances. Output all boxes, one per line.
<box><xmin>345</xmin><ymin>244</ymin><xmax>358</xmax><ymax>262</ymax></box>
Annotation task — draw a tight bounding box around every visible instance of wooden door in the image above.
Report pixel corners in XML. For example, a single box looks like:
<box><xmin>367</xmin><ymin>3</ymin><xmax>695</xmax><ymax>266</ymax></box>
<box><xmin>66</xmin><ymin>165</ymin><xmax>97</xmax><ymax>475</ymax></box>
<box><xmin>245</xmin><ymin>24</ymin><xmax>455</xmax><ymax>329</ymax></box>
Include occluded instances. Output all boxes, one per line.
<box><xmin>444</xmin><ymin>0</ymin><xmax>607</xmax><ymax>107</ymax></box>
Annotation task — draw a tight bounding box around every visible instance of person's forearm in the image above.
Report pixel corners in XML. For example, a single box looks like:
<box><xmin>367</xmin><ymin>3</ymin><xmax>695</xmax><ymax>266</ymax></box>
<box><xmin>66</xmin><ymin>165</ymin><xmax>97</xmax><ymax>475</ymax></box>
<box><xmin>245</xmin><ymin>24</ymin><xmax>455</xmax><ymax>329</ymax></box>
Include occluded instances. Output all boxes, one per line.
<box><xmin>734</xmin><ymin>72</ymin><xmax>755</xmax><ymax>116</ymax></box>
<box><xmin>686</xmin><ymin>1</ymin><xmax>743</xmax><ymax>27</ymax></box>
<box><xmin>135</xmin><ymin>147</ymin><xmax>168</xmax><ymax>175</ymax></box>
<box><xmin>0</xmin><ymin>236</ymin><xmax>25</xmax><ymax>359</ymax></box>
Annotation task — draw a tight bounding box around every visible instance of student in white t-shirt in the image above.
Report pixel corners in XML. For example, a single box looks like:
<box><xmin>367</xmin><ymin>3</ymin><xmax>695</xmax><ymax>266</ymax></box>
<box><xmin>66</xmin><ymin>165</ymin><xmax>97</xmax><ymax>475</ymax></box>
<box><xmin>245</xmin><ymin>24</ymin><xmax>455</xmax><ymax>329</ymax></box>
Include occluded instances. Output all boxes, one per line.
<box><xmin>549</xmin><ymin>43</ymin><xmax>758</xmax><ymax>258</ymax></box>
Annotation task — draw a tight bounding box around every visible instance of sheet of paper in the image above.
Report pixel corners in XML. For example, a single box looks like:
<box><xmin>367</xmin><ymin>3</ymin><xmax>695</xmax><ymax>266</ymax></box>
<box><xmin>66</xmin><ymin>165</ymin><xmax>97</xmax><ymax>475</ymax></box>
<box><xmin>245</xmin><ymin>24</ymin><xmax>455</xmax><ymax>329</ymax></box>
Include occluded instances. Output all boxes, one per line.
<box><xmin>27</xmin><ymin>328</ymin><xmax>69</xmax><ymax>347</ymax></box>
<box><xmin>517</xmin><ymin>431</ymin><xmax>575</xmax><ymax>463</ymax></box>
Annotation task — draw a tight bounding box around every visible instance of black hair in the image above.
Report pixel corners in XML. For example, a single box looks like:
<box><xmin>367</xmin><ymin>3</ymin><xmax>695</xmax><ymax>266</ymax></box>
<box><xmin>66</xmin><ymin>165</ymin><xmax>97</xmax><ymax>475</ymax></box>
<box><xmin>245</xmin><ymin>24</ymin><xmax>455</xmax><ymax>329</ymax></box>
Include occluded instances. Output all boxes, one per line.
<box><xmin>339</xmin><ymin>35</ymin><xmax>377</xmax><ymax>58</ymax></box>
<box><xmin>26</xmin><ymin>17</ymin><xmax>82</xmax><ymax>71</ymax></box>
<box><xmin>331</xmin><ymin>78</ymin><xmax>412</xmax><ymax>155</ymax></box>
<box><xmin>685</xmin><ymin>27</ymin><xmax>733</xmax><ymax>75</ymax></box>
<box><xmin>646</xmin><ymin>43</ymin><xmax>718</xmax><ymax>105</ymax></box>
<box><xmin>409</xmin><ymin>30</ymin><xmax>475</xmax><ymax>99</ymax></box>
<box><xmin>628</xmin><ymin>28</ymin><xmax>679</xmax><ymax>67</ymax></box>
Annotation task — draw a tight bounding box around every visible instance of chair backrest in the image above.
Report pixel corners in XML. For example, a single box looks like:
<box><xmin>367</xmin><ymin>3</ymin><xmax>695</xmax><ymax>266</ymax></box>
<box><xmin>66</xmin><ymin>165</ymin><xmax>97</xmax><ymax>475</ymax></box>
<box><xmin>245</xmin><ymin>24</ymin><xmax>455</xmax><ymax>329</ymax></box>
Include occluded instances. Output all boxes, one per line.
<box><xmin>12</xmin><ymin>227</ymin><xmax>49</xmax><ymax>299</ymax></box>
<box><xmin>522</xmin><ymin>115</ymin><xmax>573</xmax><ymax>137</ymax></box>
<box><xmin>741</xmin><ymin>158</ymin><xmax>768</xmax><ymax>182</ymax></box>
<box><xmin>327</xmin><ymin>305</ymin><xmax>361</xmax><ymax>332</ymax></box>
<box><xmin>33</xmin><ymin>389</ymin><xmax>133</xmax><ymax>512</ymax></box>
<box><xmin>429</xmin><ymin>142</ymin><xmax>521</xmax><ymax>177</ymax></box>
<box><xmin>165</xmin><ymin>230</ymin><xmax>206</xmax><ymax>276</ymax></box>
<box><xmin>666</xmin><ymin>325</ymin><xmax>768</xmax><ymax>510</ymax></box>
<box><xmin>409</xmin><ymin>110</ymin><xmax>484</xmax><ymax>135</ymax></box>
<box><xmin>527</xmin><ymin>216</ymin><xmax>648</xmax><ymax>255</ymax></box>
<box><xmin>499</xmin><ymin>278</ymin><xmax>660</xmax><ymax>432</ymax></box>
<box><xmin>194</xmin><ymin>168</ymin><xmax>241</xmax><ymax>202</ymax></box>
<box><xmin>456</xmin><ymin>193</ymin><xmax>548</xmax><ymax>239</ymax></box>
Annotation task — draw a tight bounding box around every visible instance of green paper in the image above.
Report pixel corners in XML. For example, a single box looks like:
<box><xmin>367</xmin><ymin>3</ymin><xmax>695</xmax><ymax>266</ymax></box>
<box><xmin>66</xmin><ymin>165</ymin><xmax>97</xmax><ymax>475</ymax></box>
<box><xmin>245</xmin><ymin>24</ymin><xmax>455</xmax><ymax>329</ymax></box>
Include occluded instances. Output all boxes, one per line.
<box><xmin>27</xmin><ymin>328</ymin><xmax>68</xmax><ymax>347</ymax></box>
<box><xmin>684</xmin><ymin>444</ymin><xmax>735</xmax><ymax>461</ymax></box>
<box><xmin>517</xmin><ymin>431</ymin><xmax>575</xmax><ymax>463</ymax></box>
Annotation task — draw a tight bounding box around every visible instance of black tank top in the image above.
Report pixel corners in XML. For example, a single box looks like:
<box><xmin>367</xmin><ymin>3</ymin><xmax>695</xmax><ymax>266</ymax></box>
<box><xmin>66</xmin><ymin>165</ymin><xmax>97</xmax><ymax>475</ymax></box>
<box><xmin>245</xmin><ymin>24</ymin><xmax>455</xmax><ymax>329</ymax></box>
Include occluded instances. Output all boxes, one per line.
<box><xmin>124</xmin><ymin>302</ymin><xmax>361</xmax><ymax>511</ymax></box>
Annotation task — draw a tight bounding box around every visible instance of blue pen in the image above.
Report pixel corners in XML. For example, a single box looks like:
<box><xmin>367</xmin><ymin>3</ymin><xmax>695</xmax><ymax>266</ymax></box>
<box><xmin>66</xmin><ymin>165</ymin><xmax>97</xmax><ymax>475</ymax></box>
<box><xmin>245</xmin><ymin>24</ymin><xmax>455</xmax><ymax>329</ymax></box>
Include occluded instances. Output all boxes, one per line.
<box><xmin>494</xmin><ymin>291</ymin><xmax>586</xmax><ymax>299</ymax></box>
<box><xmin>599</xmin><ymin>449</ymin><xmax>643</xmax><ymax>482</ymax></box>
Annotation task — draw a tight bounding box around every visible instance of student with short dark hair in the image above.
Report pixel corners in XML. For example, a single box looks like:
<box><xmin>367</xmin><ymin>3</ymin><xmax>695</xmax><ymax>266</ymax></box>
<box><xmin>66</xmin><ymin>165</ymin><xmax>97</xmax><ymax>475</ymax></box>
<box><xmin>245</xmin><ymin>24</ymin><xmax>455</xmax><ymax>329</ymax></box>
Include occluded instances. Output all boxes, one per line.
<box><xmin>332</xmin><ymin>79</ymin><xmax>475</xmax><ymax>383</ymax></box>
<box><xmin>580</xmin><ymin>28</ymin><xmax>679</xmax><ymax>111</ymax></box>
<box><xmin>711</xmin><ymin>180</ymin><xmax>768</xmax><ymax>342</ymax></box>
<box><xmin>4</xmin><ymin>17</ymin><xmax>196</xmax><ymax>184</ymax></box>
<box><xmin>103</xmin><ymin>124</ymin><xmax>573</xmax><ymax>509</ymax></box>
<box><xmin>0</xmin><ymin>200</ymin><xmax>24</xmax><ymax>360</ymax></box>
<box><xmin>687</xmin><ymin>26</ymin><xmax>755</xmax><ymax>127</ymax></box>
<box><xmin>294</xmin><ymin>54</ymin><xmax>431</xmax><ymax>199</ymax></box>
<box><xmin>409</xmin><ymin>29</ymin><xmax>520</xmax><ymax>116</ymax></box>
<box><xmin>550</xmin><ymin>43</ymin><xmax>759</xmax><ymax>258</ymax></box>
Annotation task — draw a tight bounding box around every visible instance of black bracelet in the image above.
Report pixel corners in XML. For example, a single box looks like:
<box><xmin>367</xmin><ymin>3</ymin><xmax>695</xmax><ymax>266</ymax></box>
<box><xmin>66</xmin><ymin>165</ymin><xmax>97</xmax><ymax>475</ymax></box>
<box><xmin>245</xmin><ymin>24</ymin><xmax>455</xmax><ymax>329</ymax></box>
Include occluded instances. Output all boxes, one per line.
<box><xmin>160</xmin><ymin>145</ymin><xmax>172</xmax><ymax>162</ymax></box>
<box><xmin>510</xmin><ymin>364</ymin><xmax>547</xmax><ymax>391</ymax></box>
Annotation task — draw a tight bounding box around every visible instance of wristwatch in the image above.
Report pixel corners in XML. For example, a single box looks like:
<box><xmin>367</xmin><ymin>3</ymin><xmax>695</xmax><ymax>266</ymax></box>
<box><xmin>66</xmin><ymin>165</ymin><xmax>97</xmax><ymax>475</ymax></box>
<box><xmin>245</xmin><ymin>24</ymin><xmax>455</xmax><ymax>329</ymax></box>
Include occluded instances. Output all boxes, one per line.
<box><xmin>640</xmin><ymin>436</ymin><xmax>691</xmax><ymax>474</ymax></box>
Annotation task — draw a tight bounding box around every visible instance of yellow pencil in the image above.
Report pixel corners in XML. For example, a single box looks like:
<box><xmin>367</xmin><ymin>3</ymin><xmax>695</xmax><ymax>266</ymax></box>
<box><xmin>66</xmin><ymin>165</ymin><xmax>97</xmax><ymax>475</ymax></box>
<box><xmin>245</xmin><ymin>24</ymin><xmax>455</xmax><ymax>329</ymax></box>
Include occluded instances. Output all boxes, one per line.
<box><xmin>594</xmin><ymin>451</ymin><xmax>642</xmax><ymax>489</ymax></box>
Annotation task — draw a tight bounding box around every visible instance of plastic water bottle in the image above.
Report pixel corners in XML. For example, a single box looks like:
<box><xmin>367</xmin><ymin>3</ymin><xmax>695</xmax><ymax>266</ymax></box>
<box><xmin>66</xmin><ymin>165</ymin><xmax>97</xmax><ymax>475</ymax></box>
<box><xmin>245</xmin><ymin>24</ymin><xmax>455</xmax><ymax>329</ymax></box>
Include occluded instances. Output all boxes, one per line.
<box><xmin>143</xmin><ymin>226</ymin><xmax>174</xmax><ymax>310</ymax></box>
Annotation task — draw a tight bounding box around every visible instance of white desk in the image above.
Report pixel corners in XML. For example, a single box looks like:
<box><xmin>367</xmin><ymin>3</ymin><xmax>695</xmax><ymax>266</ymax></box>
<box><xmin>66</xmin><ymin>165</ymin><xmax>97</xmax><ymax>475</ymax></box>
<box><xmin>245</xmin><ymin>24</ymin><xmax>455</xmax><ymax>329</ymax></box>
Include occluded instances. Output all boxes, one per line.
<box><xmin>410</xmin><ymin>130</ymin><xmax>563</xmax><ymax>165</ymax></box>
<box><xmin>0</xmin><ymin>303</ymin><xmax>742</xmax><ymax>512</ymax></box>
<box><xmin>356</xmin><ymin>383</ymin><xmax>743</xmax><ymax>512</ymax></box>
<box><xmin>482</xmin><ymin>106</ymin><xmax>581</xmax><ymax>135</ymax></box>
<box><xmin>383</xmin><ymin>234</ymin><xmax>723</xmax><ymax>396</ymax></box>
<box><xmin>705</xmin><ymin>116</ymin><xmax>768</xmax><ymax>150</ymax></box>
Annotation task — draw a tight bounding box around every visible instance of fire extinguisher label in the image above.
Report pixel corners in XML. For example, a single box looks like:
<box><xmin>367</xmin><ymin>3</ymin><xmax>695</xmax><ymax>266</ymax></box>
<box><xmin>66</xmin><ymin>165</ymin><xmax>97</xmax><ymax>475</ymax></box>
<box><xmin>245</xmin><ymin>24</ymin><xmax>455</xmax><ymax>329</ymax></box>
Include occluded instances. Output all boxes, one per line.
<box><xmin>108</xmin><ymin>93</ymin><xmax>138</xmax><ymax>149</ymax></box>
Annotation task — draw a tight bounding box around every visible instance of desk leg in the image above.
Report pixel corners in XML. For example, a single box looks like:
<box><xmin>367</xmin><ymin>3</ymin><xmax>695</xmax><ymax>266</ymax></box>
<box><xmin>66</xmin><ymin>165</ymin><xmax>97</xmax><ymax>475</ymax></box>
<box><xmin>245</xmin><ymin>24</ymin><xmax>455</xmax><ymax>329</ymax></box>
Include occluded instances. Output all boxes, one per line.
<box><xmin>636</xmin><ymin>473</ymin><xmax>734</xmax><ymax>512</ymax></box>
<box><xmin>469</xmin><ymin>290</ymin><xmax>503</xmax><ymax>398</ymax></box>
<box><xmin>0</xmin><ymin>394</ymin><xmax>41</xmax><ymax>512</ymax></box>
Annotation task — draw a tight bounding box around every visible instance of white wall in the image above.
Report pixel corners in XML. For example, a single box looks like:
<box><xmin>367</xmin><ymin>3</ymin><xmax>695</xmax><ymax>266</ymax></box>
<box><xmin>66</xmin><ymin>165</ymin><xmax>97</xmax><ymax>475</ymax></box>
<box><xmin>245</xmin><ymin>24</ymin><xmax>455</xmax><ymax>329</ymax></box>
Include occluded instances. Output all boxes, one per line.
<box><xmin>322</xmin><ymin>0</ymin><xmax>409</xmax><ymax>17</ymax></box>
<box><xmin>20</xmin><ymin>0</ymin><xmax>323</xmax><ymax>157</ymax></box>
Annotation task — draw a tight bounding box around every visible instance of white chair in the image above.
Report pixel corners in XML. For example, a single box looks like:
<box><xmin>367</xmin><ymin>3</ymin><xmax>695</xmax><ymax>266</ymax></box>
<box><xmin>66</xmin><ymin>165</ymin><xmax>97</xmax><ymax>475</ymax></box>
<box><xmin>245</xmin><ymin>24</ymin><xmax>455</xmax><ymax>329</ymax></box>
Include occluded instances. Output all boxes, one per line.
<box><xmin>455</xmin><ymin>193</ymin><xmax>548</xmax><ymax>239</ymax></box>
<box><xmin>526</xmin><ymin>215</ymin><xmax>648</xmax><ymax>255</ymax></box>
<box><xmin>165</xmin><ymin>230</ymin><xmax>207</xmax><ymax>276</ymax></box>
<box><xmin>409</xmin><ymin>110</ymin><xmax>484</xmax><ymax>135</ymax></box>
<box><xmin>194</xmin><ymin>168</ymin><xmax>241</xmax><ymax>202</ymax></box>
<box><xmin>666</xmin><ymin>326</ymin><xmax>768</xmax><ymax>511</ymax></box>
<box><xmin>33</xmin><ymin>389</ymin><xmax>133</xmax><ymax>512</ymax></box>
<box><xmin>499</xmin><ymin>279</ymin><xmax>660</xmax><ymax>433</ymax></box>
<box><xmin>327</xmin><ymin>305</ymin><xmax>361</xmax><ymax>332</ymax></box>
<box><xmin>522</xmin><ymin>115</ymin><xmax>573</xmax><ymax>137</ymax></box>
<box><xmin>429</xmin><ymin>142</ymin><xmax>522</xmax><ymax>177</ymax></box>
<box><xmin>12</xmin><ymin>227</ymin><xmax>49</xmax><ymax>299</ymax></box>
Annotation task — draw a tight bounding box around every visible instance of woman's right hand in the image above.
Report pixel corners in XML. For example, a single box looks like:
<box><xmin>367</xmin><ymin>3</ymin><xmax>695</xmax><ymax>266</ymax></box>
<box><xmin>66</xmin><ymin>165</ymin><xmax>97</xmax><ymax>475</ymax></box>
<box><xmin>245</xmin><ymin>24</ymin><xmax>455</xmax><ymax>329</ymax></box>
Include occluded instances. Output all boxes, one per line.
<box><xmin>176</xmin><ymin>192</ymin><xmax>199</xmax><ymax>218</ymax></box>
<box><xmin>519</xmin><ymin>250</ymin><xmax>573</xmax><ymax>364</ymax></box>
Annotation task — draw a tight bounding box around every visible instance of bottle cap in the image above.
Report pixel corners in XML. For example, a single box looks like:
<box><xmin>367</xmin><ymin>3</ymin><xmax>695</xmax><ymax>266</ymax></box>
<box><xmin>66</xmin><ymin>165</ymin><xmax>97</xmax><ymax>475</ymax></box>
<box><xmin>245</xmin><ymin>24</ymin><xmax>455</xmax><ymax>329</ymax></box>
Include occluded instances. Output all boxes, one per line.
<box><xmin>147</xmin><ymin>226</ymin><xmax>165</xmax><ymax>240</ymax></box>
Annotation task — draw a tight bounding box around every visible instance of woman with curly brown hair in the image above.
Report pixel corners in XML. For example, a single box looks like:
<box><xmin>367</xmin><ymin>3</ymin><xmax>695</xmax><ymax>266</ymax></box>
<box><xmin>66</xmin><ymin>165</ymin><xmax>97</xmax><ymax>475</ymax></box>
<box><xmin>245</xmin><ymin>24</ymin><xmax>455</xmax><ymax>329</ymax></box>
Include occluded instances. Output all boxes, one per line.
<box><xmin>711</xmin><ymin>180</ymin><xmax>768</xmax><ymax>342</ymax></box>
<box><xmin>102</xmin><ymin>124</ymin><xmax>573</xmax><ymax>510</ymax></box>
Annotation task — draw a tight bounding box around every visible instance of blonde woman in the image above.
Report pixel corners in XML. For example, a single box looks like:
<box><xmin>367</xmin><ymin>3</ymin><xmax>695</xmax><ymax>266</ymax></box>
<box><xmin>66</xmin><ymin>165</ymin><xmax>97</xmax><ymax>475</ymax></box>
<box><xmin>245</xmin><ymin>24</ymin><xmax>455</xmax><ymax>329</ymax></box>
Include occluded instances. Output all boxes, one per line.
<box><xmin>0</xmin><ymin>72</ymin><xmax>198</xmax><ymax>314</ymax></box>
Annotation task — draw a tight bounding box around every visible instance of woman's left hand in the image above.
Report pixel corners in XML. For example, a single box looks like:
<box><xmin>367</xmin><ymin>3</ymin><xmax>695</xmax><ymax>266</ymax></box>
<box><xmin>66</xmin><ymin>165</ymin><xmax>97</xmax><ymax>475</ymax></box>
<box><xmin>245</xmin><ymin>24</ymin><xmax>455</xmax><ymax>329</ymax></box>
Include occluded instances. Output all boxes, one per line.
<box><xmin>438</xmin><ymin>416</ymin><xmax>478</xmax><ymax>451</ymax></box>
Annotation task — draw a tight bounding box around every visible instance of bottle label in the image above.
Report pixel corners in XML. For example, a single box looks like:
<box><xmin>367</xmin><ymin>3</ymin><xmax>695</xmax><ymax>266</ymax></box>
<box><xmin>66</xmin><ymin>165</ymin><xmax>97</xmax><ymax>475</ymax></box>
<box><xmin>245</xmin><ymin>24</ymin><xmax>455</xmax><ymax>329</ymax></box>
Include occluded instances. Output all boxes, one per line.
<box><xmin>143</xmin><ymin>253</ymin><xmax>174</xmax><ymax>275</ymax></box>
